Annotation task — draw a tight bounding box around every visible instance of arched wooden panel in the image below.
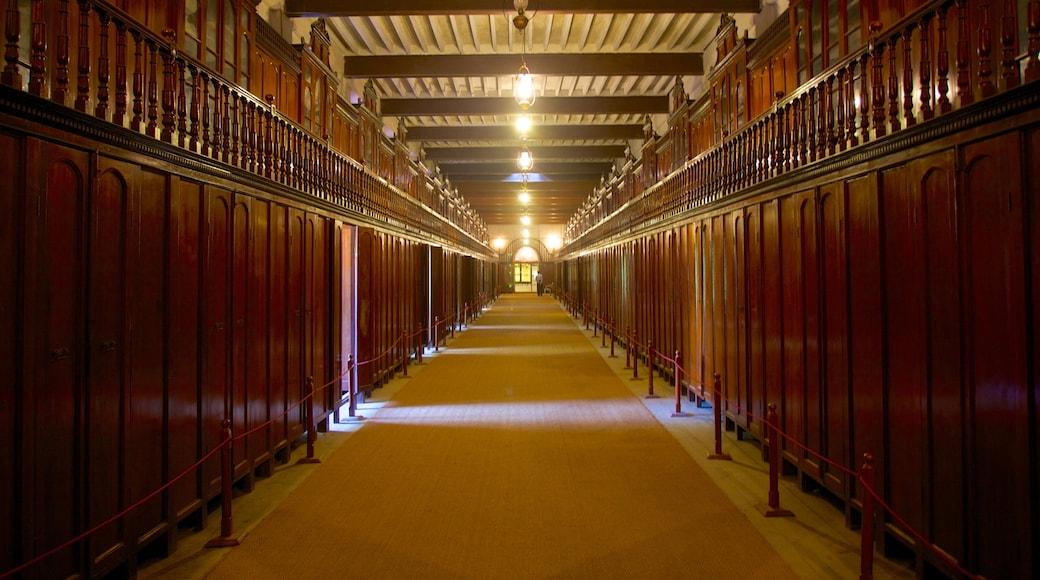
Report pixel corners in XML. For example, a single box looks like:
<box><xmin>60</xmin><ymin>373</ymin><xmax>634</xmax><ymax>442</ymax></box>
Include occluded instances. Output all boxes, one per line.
<box><xmin>30</xmin><ymin>143</ymin><xmax>89</xmax><ymax>579</ymax></box>
<box><xmin>0</xmin><ymin>132</ymin><xmax>19</xmax><ymax>573</ymax></box>
<box><xmin>1030</xmin><ymin>126</ymin><xmax>1040</xmax><ymax>580</ymax></box>
<box><xmin>306</xmin><ymin>214</ymin><xmax>328</xmax><ymax>409</ymax></box>
<box><xmin>202</xmin><ymin>188</ymin><xmax>231</xmax><ymax>497</ymax></box>
<box><xmin>709</xmin><ymin>215</ymin><xmax>724</xmax><ymax>399</ymax></box>
<box><xmin>356</xmin><ymin>228</ymin><xmax>376</xmax><ymax>389</ymax></box>
<box><xmin>962</xmin><ymin>134</ymin><xmax>1031</xmax><ymax>577</ymax></box>
<box><xmin>232</xmin><ymin>198</ymin><xmax>251</xmax><ymax>475</ymax></box>
<box><xmin>126</xmin><ymin>166</ymin><xmax>167</xmax><ymax>548</ymax></box>
<box><xmin>287</xmin><ymin>209</ymin><xmax>305</xmax><ymax>437</ymax></box>
<box><xmin>745</xmin><ymin>205</ymin><xmax>766</xmax><ymax>437</ymax></box>
<box><xmin>761</xmin><ymin>200</ymin><xmax>783</xmax><ymax>429</ymax></box>
<box><xmin>88</xmin><ymin>164</ymin><xmax>130</xmax><ymax>572</ymax></box>
<box><xmin>778</xmin><ymin>190</ymin><xmax>818</xmax><ymax>469</ymax></box>
<box><xmin>168</xmin><ymin>178</ymin><xmax>203</xmax><ymax>522</ymax></box>
<box><xmin>690</xmin><ymin>223</ymin><xmax>705</xmax><ymax>388</ymax></box>
<box><xmin>269</xmin><ymin>204</ymin><xmax>291</xmax><ymax>454</ymax></box>
<box><xmin>725</xmin><ymin>210</ymin><xmax>748</xmax><ymax>428</ymax></box>
<box><xmin>916</xmin><ymin>154</ymin><xmax>962</xmax><ymax>559</ymax></box>
<box><xmin>248</xmin><ymin>199</ymin><xmax>272</xmax><ymax>468</ymax></box>
<box><xmin>846</xmin><ymin>173</ymin><xmax>884</xmax><ymax>509</ymax></box>
<box><xmin>818</xmin><ymin>181</ymin><xmax>850</xmax><ymax>496</ymax></box>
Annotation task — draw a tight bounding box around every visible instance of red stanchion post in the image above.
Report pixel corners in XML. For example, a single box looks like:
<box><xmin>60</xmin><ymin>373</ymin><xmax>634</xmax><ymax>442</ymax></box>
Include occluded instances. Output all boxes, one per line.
<box><xmin>450</xmin><ymin>314</ymin><xmax>456</xmax><ymax>338</ymax></box>
<box><xmin>299</xmin><ymin>376</ymin><xmax>321</xmax><ymax>464</ymax></box>
<box><xmin>630</xmin><ymin>330</ymin><xmax>640</xmax><ymax>380</ymax></box>
<box><xmin>401</xmin><ymin>332</ymin><xmax>409</xmax><ymax>377</ymax></box>
<box><xmin>859</xmin><ymin>453</ymin><xmax>877</xmax><ymax>580</ymax></box>
<box><xmin>205</xmin><ymin>418</ymin><xmax>240</xmax><ymax>547</ymax></box>
<box><xmin>707</xmin><ymin>373</ymin><xmax>732</xmax><ymax>459</ymax></box>
<box><xmin>671</xmin><ymin>351</ymin><xmax>687</xmax><ymax>417</ymax></box>
<box><xmin>464</xmin><ymin>302</ymin><xmax>469</xmax><ymax>328</ymax></box>
<box><xmin>608</xmin><ymin>321</ymin><xmax>617</xmax><ymax>358</ymax></box>
<box><xmin>346</xmin><ymin>356</ymin><xmax>364</xmax><ymax>421</ymax></box>
<box><xmin>584</xmin><ymin>305</ymin><xmax>590</xmax><ymax>329</ymax></box>
<box><xmin>434</xmin><ymin>316</ymin><xmax>440</xmax><ymax>352</ymax></box>
<box><xmin>764</xmin><ymin>403</ymin><xmax>794</xmax><ymax>517</ymax></box>
<box><xmin>592</xmin><ymin>309</ymin><xmax>598</xmax><ymax>337</ymax></box>
<box><xmin>624</xmin><ymin>326</ymin><xmax>632</xmax><ymax>368</ymax></box>
<box><xmin>600</xmin><ymin>317</ymin><xmax>607</xmax><ymax>348</ymax></box>
<box><xmin>334</xmin><ymin>366</ymin><xmax>343</xmax><ymax>424</ymax></box>
<box><xmin>645</xmin><ymin>340</ymin><xmax>659</xmax><ymax>398</ymax></box>
<box><xmin>415</xmin><ymin>323</ymin><xmax>424</xmax><ymax>365</ymax></box>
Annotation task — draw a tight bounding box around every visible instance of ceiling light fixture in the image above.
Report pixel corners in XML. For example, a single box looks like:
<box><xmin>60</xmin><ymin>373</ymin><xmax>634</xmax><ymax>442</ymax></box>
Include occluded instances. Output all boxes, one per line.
<box><xmin>512</xmin><ymin>0</ymin><xmax>535</xmax><ymax>111</ymax></box>
<box><xmin>515</xmin><ymin>114</ymin><xmax>532</xmax><ymax>134</ymax></box>
<box><xmin>517</xmin><ymin>140</ymin><xmax>534</xmax><ymax>172</ymax></box>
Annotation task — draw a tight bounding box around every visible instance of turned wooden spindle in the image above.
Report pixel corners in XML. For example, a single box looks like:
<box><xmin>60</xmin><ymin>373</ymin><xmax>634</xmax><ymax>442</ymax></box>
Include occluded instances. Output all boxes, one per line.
<box><xmin>936</xmin><ymin>4</ymin><xmax>952</xmax><ymax>113</ymax></box>
<box><xmin>146</xmin><ymin>39</ymin><xmax>159</xmax><ymax>137</ymax></box>
<box><xmin>902</xmin><ymin>26</ymin><xmax>916</xmax><ymax>127</ymax></box>
<box><xmin>54</xmin><ymin>0</ymin><xmax>71</xmax><ymax>105</ymax></box>
<box><xmin>1026</xmin><ymin>0</ymin><xmax>1040</xmax><ymax>83</ymax></box>
<box><xmin>160</xmin><ymin>28</ymin><xmax>177</xmax><ymax>143</ymax></box>
<box><xmin>955</xmin><ymin>0</ymin><xmax>973</xmax><ymax>105</ymax></box>
<box><xmin>94</xmin><ymin>10</ymin><xmax>111</xmax><ymax>120</ymax></box>
<box><xmin>919</xmin><ymin>13</ymin><xmax>934</xmax><ymax>120</ymax></box>
<box><xmin>175</xmin><ymin>58</ymin><xmax>186</xmax><ymax>147</ymax></box>
<box><xmin>188</xmin><ymin>66</ymin><xmax>200</xmax><ymax>150</ymax></box>
<box><xmin>29</xmin><ymin>0</ymin><xmax>47</xmax><ymax>96</ymax></box>
<box><xmin>999</xmin><ymin>0</ymin><xmax>1021</xmax><ymax>89</ymax></box>
<box><xmin>977</xmin><ymin>0</ymin><xmax>995</xmax><ymax>98</ymax></box>
<box><xmin>887</xmin><ymin>36</ymin><xmax>900</xmax><ymax>132</ymax></box>
<box><xmin>74</xmin><ymin>0</ymin><xmax>91</xmax><ymax>112</ymax></box>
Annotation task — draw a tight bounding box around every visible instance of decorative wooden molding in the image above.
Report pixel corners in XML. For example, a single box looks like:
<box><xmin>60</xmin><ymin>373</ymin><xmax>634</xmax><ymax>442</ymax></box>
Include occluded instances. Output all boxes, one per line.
<box><xmin>255</xmin><ymin>17</ymin><xmax>302</xmax><ymax>75</ymax></box>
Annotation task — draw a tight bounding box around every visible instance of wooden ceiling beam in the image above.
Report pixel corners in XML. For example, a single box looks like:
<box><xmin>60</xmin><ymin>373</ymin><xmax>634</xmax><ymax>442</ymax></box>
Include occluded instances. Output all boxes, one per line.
<box><xmin>424</xmin><ymin>145</ymin><xmax>626</xmax><ymax>162</ymax></box>
<box><xmin>444</xmin><ymin>173</ymin><xmax>604</xmax><ymax>182</ymax></box>
<box><xmin>345</xmin><ymin>53</ymin><xmax>702</xmax><ymax>78</ymax></box>
<box><xmin>405</xmin><ymin>124</ymin><xmax>644</xmax><ymax>141</ymax></box>
<box><xmin>437</xmin><ymin>161</ymin><xmax>613</xmax><ymax>175</ymax></box>
<box><xmin>450</xmin><ymin>180</ymin><xmax>597</xmax><ymax>192</ymax></box>
<box><xmin>286</xmin><ymin>0</ymin><xmax>762</xmax><ymax>17</ymax></box>
<box><xmin>382</xmin><ymin>95</ymin><xmax>668</xmax><ymax>116</ymax></box>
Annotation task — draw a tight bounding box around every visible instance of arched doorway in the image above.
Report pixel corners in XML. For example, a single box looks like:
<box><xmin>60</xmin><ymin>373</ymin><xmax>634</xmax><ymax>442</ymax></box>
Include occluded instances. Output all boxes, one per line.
<box><xmin>510</xmin><ymin>245</ymin><xmax>540</xmax><ymax>293</ymax></box>
<box><xmin>496</xmin><ymin>238</ymin><xmax>555</xmax><ymax>294</ymax></box>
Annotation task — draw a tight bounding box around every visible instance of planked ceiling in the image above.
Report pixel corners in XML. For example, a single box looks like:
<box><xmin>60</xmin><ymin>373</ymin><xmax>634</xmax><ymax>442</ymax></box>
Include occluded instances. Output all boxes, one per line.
<box><xmin>284</xmin><ymin>0</ymin><xmax>762</xmax><ymax>229</ymax></box>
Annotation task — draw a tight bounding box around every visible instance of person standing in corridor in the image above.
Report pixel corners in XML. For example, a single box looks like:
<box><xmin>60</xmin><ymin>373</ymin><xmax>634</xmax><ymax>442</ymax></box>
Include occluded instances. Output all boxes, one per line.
<box><xmin>535</xmin><ymin>271</ymin><xmax>544</xmax><ymax>296</ymax></box>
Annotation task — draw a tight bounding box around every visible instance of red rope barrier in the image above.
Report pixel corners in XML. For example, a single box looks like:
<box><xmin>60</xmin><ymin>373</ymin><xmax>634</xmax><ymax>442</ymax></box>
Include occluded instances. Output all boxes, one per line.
<box><xmin>1</xmin><ymin>308</ymin><xmax>485</xmax><ymax>578</ymax></box>
<box><xmin>859</xmin><ymin>468</ymin><xmax>981</xmax><ymax>579</ymax></box>
<box><xmin>0</xmin><ymin>434</ymin><xmax>225</xmax><ymax>579</ymax></box>
<box><xmin>569</xmin><ymin>297</ymin><xmax>981</xmax><ymax>577</ymax></box>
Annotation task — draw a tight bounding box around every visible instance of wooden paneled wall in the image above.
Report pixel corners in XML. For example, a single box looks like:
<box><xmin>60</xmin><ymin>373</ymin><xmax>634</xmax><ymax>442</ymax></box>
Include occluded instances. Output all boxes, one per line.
<box><xmin>0</xmin><ymin>118</ymin><xmax>494</xmax><ymax>578</ymax></box>
<box><xmin>558</xmin><ymin>110</ymin><xmax>1040</xmax><ymax>578</ymax></box>
<box><xmin>0</xmin><ymin>133</ymin><xmax>342</xmax><ymax>578</ymax></box>
<box><xmin>357</xmin><ymin>228</ymin><xmax>424</xmax><ymax>390</ymax></box>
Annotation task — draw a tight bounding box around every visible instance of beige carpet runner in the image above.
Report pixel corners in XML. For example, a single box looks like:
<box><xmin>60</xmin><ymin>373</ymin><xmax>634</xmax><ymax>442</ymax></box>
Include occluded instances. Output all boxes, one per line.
<box><xmin>205</xmin><ymin>294</ymin><xmax>797</xmax><ymax>580</ymax></box>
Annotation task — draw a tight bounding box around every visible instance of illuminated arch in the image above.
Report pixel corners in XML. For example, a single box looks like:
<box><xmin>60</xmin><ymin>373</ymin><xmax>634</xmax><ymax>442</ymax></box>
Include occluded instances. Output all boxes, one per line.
<box><xmin>499</xmin><ymin>238</ymin><xmax>550</xmax><ymax>263</ymax></box>
<box><xmin>513</xmin><ymin>246</ymin><xmax>539</xmax><ymax>262</ymax></box>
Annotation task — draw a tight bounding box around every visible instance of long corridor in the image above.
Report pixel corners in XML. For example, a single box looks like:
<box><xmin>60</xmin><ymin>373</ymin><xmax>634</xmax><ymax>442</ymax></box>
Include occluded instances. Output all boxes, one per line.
<box><xmin>146</xmin><ymin>294</ymin><xmax>913</xmax><ymax>580</ymax></box>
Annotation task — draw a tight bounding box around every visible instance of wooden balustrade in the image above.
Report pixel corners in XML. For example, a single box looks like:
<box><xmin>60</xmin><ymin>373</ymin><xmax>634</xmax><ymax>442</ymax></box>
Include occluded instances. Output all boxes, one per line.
<box><xmin>0</xmin><ymin>0</ymin><xmax>490</xmax><ymax>255</ymax></box>
<box><xmin>565</xmin><ymin>0</ymin><xmax>1034</xmax><ymax>247</ymax></box>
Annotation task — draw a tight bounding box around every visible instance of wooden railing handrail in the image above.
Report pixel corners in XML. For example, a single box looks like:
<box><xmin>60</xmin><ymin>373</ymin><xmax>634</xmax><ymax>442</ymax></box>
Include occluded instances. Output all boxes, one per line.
<box><xmin>2</xmin><ymin>0</ymin><xmax>492</xmax><ymax>258</ymax></box>
<box><xmin>561</xmin><ymin>0</ymin><xmax>1037</xmax><ymax>252</ymax></box>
